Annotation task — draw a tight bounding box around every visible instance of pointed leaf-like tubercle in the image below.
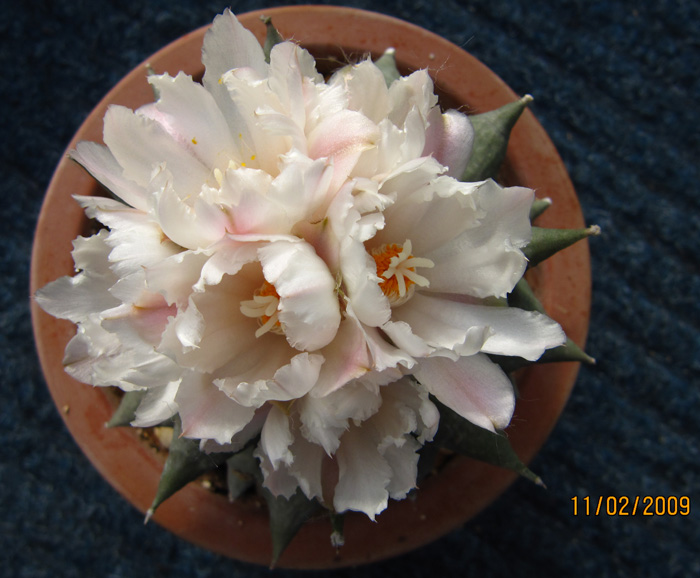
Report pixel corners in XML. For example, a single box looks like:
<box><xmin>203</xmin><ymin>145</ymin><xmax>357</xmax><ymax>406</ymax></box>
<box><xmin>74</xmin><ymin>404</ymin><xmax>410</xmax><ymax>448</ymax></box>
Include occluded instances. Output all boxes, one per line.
<box><xmin>226</xmin><ymin>444</ymin><xmax>259</xmax><ymax>502</ymax></box>
<box><xmin>374</xmin><ymin>47</ymin><xmax>401</xmax><ymax>87</ymax></box>
<box><xmin>329</xmin><ymin>511</ymin><xmax>346</xmax><ymax>550</ymax></box>
<box><xmin>508</xmin><ymin>276</ymin><xmax>546</xmax><ymax>314</ymax></box>
<box><xmin>146</xmin><ymin>416</ymin><xmax>229</xmax><ymax>522</ymax></box>
<box><xmin>432</xmin><ymin>400</ymin><xmax>544</xmax><ymax>486</ymax></box>
<box><xmin>507</xmin><ymin>278</ymin><xmax>596</xmax><ymax>365</ymax></box>
<box><xmin>524</xmin><ymin>225</ymin><xmax>601</xmax><ymax>268</ymax></box>
<box><xmin>261</xmin><ymin>16</ymin><xmax>284</xmax><ymax>63</ymax></box>
<box><xmin>265</xmin><ymin>489</ymin><xmax>322</xmax><ymax>568</ymax></box>
<box><xmin>530</xmin><ymin>197</ymin><xmax>552</xmax><ymax>221</ymax></box>
<box><xmin>106</xmin><ymin>390</ymin><xmax>146</xmax><ymax>428</ymax></box>
<box><xmin>461</xmin><ymin>94</ymin><xmax>533</xmax><ymax>182</ymax></box>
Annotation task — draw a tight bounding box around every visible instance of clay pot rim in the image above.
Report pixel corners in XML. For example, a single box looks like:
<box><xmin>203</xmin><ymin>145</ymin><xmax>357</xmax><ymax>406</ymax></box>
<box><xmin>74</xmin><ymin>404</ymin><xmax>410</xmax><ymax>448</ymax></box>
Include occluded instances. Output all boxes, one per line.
<box><xmin>30</xmin><ymin>5</ymin><xmax>590</xmax><ymax>570</ymax></box>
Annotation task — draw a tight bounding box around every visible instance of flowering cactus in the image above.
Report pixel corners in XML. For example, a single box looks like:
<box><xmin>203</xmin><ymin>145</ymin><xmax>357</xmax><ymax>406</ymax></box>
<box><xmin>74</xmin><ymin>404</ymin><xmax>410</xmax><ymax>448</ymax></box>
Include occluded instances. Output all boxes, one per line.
<box><xmin>35</xmin><ymin>10</ymin><xmax>597</xmax><ymax>564</ymax></box>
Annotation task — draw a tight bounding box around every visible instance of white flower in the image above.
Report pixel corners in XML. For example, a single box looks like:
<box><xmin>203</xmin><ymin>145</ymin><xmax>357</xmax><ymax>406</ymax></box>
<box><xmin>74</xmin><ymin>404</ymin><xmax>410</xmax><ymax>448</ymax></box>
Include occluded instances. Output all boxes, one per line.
<box><xmin>36</xmin><ymin>9</ymin><xmax>565</xmax><ymax>518</ymax></box>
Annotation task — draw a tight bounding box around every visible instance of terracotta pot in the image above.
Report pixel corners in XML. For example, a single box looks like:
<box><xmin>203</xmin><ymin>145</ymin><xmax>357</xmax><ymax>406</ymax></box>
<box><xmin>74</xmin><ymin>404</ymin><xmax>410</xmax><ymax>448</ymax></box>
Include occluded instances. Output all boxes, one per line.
<box><xmin>30</xmin><ymin>5</ymin><xmax>591</xmax><ymax>569</ymax></box>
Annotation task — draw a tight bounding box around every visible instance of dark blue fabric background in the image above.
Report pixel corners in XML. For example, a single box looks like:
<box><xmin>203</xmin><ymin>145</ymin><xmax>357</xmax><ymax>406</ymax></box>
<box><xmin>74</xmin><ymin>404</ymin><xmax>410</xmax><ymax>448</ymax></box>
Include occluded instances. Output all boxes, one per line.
<box><xmin>2</xmin><ymin>1</ymin><xmax>698</xmax><ymax>576</ymax></box>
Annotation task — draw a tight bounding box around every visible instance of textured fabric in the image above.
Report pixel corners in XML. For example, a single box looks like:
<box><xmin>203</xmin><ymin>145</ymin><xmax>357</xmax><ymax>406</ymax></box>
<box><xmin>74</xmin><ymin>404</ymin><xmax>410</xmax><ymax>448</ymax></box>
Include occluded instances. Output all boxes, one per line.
<box><xmin>2</xmin><ymin>1</ymin><xmax>698</xmax><ymax>576</ymax></box>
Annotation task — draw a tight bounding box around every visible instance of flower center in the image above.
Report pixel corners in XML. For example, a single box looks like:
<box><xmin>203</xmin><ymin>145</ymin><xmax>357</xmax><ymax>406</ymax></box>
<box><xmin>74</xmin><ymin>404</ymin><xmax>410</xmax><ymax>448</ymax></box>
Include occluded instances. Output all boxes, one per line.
<box><xmin>239</xmin><ymin>280</ymin><xmax>284</xmax><ymax>337</ymax></box>
<box><xmin>371</xmin><ymin>240</ymin><xmax>434</xmax><ymax>306</ymax></box>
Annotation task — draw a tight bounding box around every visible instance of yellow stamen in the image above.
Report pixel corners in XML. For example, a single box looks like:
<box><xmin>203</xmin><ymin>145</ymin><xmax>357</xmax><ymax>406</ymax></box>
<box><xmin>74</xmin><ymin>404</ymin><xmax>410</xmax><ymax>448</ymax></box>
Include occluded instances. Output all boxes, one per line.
<box><xmin>240</xmin><ymin>281</ymin><xmax>284</xmax><ymax>337</ymax></box>
<box><xmin>371</xmin><ymin>240</ymin><xmax>434</xmax><ymax>306</ymax></box>
<box><xmin>191</xmin><ymin>137</ymin><xmax>198</xmax><ymax>145</ymax></box>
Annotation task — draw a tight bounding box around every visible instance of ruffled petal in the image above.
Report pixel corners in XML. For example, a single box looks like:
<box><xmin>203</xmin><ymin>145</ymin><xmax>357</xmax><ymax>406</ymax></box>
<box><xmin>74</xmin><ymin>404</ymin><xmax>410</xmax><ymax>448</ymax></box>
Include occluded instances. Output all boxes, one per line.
<box><xmin>334</xmin><ymin>423</ymin><xmax>391</xmax><ymax>519</ymax></box>
<box><xmin>217</xmin><ymin>352</ymin><xmax>323</xmax><ymax>408</ymax></box>
<box><xmin>260</xmin><ymin>404</ymin><xmax>294</xmax><ymax>469</ymax></box>
<box><xmin>153</xmin><ymin>168</ymin><xmax>230</xmax><ymax>250</ymax></box>
<box><xmin>176</xmin><ymin>371</ymin><xmax>255</xmax><ymax>445</ymax></box>
<box><xmin>340</xmin><ymin>238</ymin><xmax>391</xmax><ymax>328</ymax></box>
<box><xmin>299</xmin><ymin>381</ymin><xmax>381</xmax><ymax>454</ymax></box>
<box><xmin>387</xmin><ymin>69</ymin><xmax>438</xmax><ymax>128</ymax></box>
<box><xmin>394</xmin><ymin>292</ymin><xmax>565</xmax><ymax>360</ymax></box>
<box><xmin>259</xmin><ymin>240</ymin><xmax>341</xmax><ymax>351</ymax></box>
<box><xmin>423</xmin><ymin>108</ymin><xmax>474</xmax><ymax>178</ymax></box>
<box><xmin>412</xmin><ymin>354</ymin><xmax>515</xmax><ymax>432</ymax></box>
<box><xmin>330</xmin><ymin>58</ymin><xmax>390</xmax><ymax>124</ymax></box>
<box><xmin>307</xmin><ymin>109</ymin><xmax>379</xmax><ymax>192</ymax></box>
<box><xmin>425</xmin><ymin>180</ymin><xmax>533</xmax><ymax>298</ymax></box>
<box><xmin>201</xmin><ymin>9</ymin><xmax>267</xmax><ymax>147</ymax></box>
<box><xmin>310</xmin><ymin>316</ymin><xmax>371</xmax><ymax>397</ymax></box>
<box><xmin>132</xmin><ymin>380</ymin><xmax>180</xmax><ymax>427</ymax></box>
<box><xmin>147</xmin><ymin>72</ymin><xmax>239</xmax><ymax>171</ymax></box>
<box><xmin>34</xmin><ymin>232</ymin><xmax>118</xmax><ymax>322</ymax></box>
<box><xmin>70</xmin><ymin>142</ymin><xmax>150</xmax><ymax>211</ymax></box>
<box><xmin>103</xmin><ymin>105</ymin><xmax>210</xmax><ymax>197</ymax></box>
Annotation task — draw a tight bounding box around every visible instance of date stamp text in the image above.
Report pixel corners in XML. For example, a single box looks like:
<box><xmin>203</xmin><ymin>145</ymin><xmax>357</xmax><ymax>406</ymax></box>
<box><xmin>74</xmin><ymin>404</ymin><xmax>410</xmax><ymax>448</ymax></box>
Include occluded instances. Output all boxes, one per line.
<box><xmin>571</xmin><ymin>496</ymin><xmax>690</xmax><ymax>516</ymax></box>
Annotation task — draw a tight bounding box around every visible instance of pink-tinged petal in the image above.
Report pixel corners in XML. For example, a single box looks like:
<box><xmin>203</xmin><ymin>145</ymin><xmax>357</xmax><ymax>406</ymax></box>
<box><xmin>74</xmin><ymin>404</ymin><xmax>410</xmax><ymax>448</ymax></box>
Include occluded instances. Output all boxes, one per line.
<box><xmin>196</xmin><ymin>241</ymin><xmax>262</xmax><ymax>289</ymax></box>
<box><xmin>387</xmin><ymin>69</ymin><xmax>438</xmax><ymax>128</ymax></box>
<box><xmin>299</xmin><ymin>381</ymin><xmax>382</xmax><ymax>454</ymax></box>
<box><xmin>222</xmin><ymin>71</ymin><xmax>292</xmax><ymax>175</ymax></box>
<box><xmin>354</xmin><ymin>310</ymin><xmax>416</xmax><ymax>372</ymax></box>
<box><xmin>62</xmin><ymin>318</ymin><xmax>180</xmax><ymax>391</ymax></box>
<box><xmin>154</xmin><ymin>171</ymin><xmax>230</xmax><ymax>250</ymax></box>
<box><xmin>330</xmin><ymin>59</ymin><xmax>390</xmax><ymax>124</ymax></box>
<box><xmin>254</xmin><ymin>109</ymin><xmax>307</xmax><ymax>155</ymax></box>
<box><xmin>389</xmin><ymin>292</ymin><xmax>490</xmax><ymax>357</ymax></box>
<box><xmin>162</xmin><ymin>266</ymin><xmax>264</xmax><ymax>371</ymax></box>
<box><xmin>75</xmin><ymin>196</ymin><xmax>182</xmax><ymax>277</ymax></box>
<box><xmin>219</xmin><ymin>352</ymin><xmax>323</xmax><ymax>408</ymax></box>
<box><xmin>34</xmin><ymin>233</ymin><xmax>118</xmax><ymax>322</ymax></box>
<box><xmin>395</xmin><ymin>293</ymin><xmax>565</xmax><ymax>360</ymax></box>
<box><xmin>202</xmin><ymin>9</ymin><xmax>267</xmax><ymax>101</ymax></box>
<box><xmin>217</xmin><ymin>167</ymin><xmax>289</xmax><ymax>235</ymax></box>
<box><xmin>374</xmin><ymin>378</ymin><xmax>438</xmax><ymax>446</ymax></box>
<box><xmin>401</xmin><ymin>108</ymin><xmax>427</xmax><ymax>161</ymax></box>
<box><xmin>412</xmin><ymin>354</ymin><xmax>515</xmax><ymax>432</ymax></box>
<box><xmin>311</xmin><ymin>316</ymin><xmax>371</xmax><ymax>398</ymax></box>
<box><xmin>103</xmin><ymin>105</ymin><xmax>210</xmax><ymax>197</ymax></box>
<box><xmin>383</xmin><ymin>441</ymin><xmax>421</xmax><ymax>500</ymax></box>
<box><xmin>145</xmin><ymin>250</ymin><xmax>209</xmax><ymax>308</ymax></box>
<box><xmin>425</xmin><ymin>181</ymin><xmax>533</xmax><ymax>298</ymax></box>
<box><xmin>424</xmin><ymin>108</ymin><xmax>474</xmax><ymax>178</ymax></box>
<box><xmin>102</xmin><ymin>299</ymin><xmax>176</xmax><ymax>346</ymax></box>
<box><xmin>176</xmin><ymin>371</ymin><xmax>255</xmax><ymax>445</ymax></box>
<box><xmin>307</xmin><ymin>109</ymin><xmax>379</xmax><ymax>192</ymax></box>
<box><xmin>380</xmin><ymin>320</ymin><xmax>433</xmax><ymax>359</ymax></box>
<box><xmin>200</xmin><ymin>406</ymin><xmax>270</xmax><ymax>454</ymax></box>
<box><xmin>259</xmin><ymin>241</ymin><xmax>341</xmax><ymax>351</ymax></box>
<box><xmin>286</xmin><ymin>433</ymin><xmax>325</xmax><ymax>500</ymax></box>
<box><xmin>269</xmin><ymin>151</ymin><xmax>333</xmax><ymax>225</ymax></box>
<box><xmin>148</xmin><ymin>72</ymin><xmax>239</xmax><ymax>171</ymax></box>
<box><xmin>260</xmin><ymin>404</ymin><xmax>294</xmax><ymax>469</ymax></box>
<box><xmin>200</xmin><ymin>11</ymin><xmax>268</xmax><ymax>156</ymax></box>
<box><xmin>267</xmin><ymin>42</ymin><xmax>318</xmax><ymax>129</ymax></box>
<box><xmin>60</xmin><ymin>325</ymin><xmax>120</xmax><ymax>386</ymax></box>
<box><xmin>373</xmin><ymin>156</ymin><xmax>450</xmax><ymax>215</ymax></box>
<box><xmin>256</xmin><ymin>449</ymin><xmax>299</xmax><ymax>499</ymax></box>
<box><xmin>70</xmin><ymin>142</ymin><xmax>150</xmax><ymax>211</ymax></box>
<box><xmin>131</xmin><ymin>381</ymin><xmax>180</xmax><ymax>427</ymax></box>
<box><xmin>340</xmin><ymin>239</ymin><xmax>391</xmax><ymax>328</ymax></box>
<box><xmin>71</xmin><ymin>229</ymin><xmax>112</xmax><ymax>275</ymax></box>
<box><xmin>334</xmin><ymin>424</ymin><xmax>391</xmax><ymax>519</ymax></box>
